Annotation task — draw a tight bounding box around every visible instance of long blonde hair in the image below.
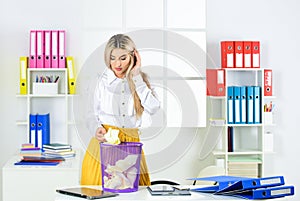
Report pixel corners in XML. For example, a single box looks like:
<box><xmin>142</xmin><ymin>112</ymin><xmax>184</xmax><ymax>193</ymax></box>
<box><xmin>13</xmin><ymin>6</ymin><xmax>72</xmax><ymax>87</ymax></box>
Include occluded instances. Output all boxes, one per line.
<box><xmin>104</xmin><ymin>34</ymin><xmax>151</xmax><ymax>118</ymax></box>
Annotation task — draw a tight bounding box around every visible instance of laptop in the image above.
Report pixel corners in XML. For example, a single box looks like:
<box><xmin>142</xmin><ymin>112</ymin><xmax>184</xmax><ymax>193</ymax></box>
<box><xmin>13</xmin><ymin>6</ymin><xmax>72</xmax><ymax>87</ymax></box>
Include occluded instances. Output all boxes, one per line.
<box><xmin>56</xmin><ymin>187</ymin><xmax>118</xmax><ymax>200</ymax></box>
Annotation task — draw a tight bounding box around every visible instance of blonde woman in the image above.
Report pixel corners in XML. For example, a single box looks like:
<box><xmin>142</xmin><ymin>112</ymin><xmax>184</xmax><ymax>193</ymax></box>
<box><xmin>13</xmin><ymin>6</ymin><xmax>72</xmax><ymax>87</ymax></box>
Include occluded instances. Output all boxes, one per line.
<box><xmin>81</xmin><ymin>34</ymin><xmax>160</xmax><ymax>186</ymax></box>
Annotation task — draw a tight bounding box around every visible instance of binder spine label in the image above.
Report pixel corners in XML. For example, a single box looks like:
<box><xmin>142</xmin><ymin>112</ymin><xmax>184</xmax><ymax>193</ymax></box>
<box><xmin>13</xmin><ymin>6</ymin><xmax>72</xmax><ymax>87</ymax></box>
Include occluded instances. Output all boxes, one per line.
<box><xmin>260</xmin><ymin>177</ymin><xmax>282</xmax><ymax>185</ymax></box>
<box><xmin>235</xmin><ymin>53</ymin><xmax>243</xmax><ymax>67</ymax></box>
<box><xmin>227</xmin><ymin>54</ymin><xmax>234</xmax><ymax>67</ymax></box>
<box><xmin>244</xmin><ymin>54</ymin><xmax>251</xmax><ymax>67</ymax></box>
<box><xmin>21</xmin><ymin>61</ymin><xmax>26</xmax><ymax>79</ymax></box>
<box><xmin>271</xmin><ymin>188</ymin><xmax>291</xmax><ymax>196</ymax></box>
<box><xmin>68</xmin><ymin>60</ymin><xmax>74</xmax><ymax>79</ymax></box>
<box><xmin>252</xmin><ymin>54</ymin><xmax>260</xmax><ymax>67</ymax></box>
<box><xmin>264</xmin><ymin>69</ymin><xmax>272</xmax><ymax>96</ymax></box>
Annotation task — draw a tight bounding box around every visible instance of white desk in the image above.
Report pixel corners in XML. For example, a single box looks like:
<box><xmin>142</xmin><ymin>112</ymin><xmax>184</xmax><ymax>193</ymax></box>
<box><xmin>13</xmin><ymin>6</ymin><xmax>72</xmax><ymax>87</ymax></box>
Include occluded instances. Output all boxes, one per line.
<box><xmin>55</xmin><ymin>186</ymin><xmax>289</xmax><ymax>201</ymax></box>
<box><xmin>2</xmin><ymin>153</ymin><xmax>81</xmax><ymax>201</ymax></box>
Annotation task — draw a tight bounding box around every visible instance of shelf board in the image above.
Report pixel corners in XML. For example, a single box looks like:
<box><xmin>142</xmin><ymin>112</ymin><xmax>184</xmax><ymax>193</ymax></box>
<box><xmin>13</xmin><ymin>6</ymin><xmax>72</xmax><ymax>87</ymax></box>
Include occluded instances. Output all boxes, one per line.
<box><xmin>67</xmin><ymin>94</ymin><xmax>77</xmax><ymax>97</ymax></box>
<box><xmin>213</xmin><ymin>150</ymin><xmax>226</xmax><ymax>156</ymax></box>
<box><xmin>28</xmin><ymin>94</ymin><xmax>67</xmax><ymax>98</ymax></box>
<box><xmin>208</xmin><ymin>95</ymin><xmax>274</xmax><ymax>99</ymax></box>
<box><xmin>227</xmin><ymin>123</ymin><xmax>263</xmax><ymax>127</ymax></box>
<box><xmin>17</xmin><ymin>94</ymin><xmax>75</xmax><ymax>97</ymax></box>
<box><xmin>264</xmin><ymin>96</ymin><xmax>276</xmax><ymax>99</ymax></box>
<box><xmin>223</xmin><ymin>68</ymin><xmax>263</xmax><ymax>72</ymax></box>
<box><xmin>213</xmin><ymin>150</ymin><xmax>263</xmax><ymax>156</ymax></box>
<box><xmin>16</xmin><ymin>121</ymin><xmax>27</xmax><ymax>126</ymax></box>
<box><xmin>28</xmin><ymin>68</ymin><xmax>67</xmax><ymax>72</ymax></box>
<box><xmin>16</xmin><ymin>94</ymin><xmax>27</xmax><ymax>97</ymax></box>
<box><xmin>227</xmin><ymin>151</ymin><xmax>263</xmax><ymax>155</ymax></box>
<box><xmin>210</xmin><ymin>123</ymin><xmax>264</xmax><ymax>127</ymax></box>
<box><xmin>207</xmin><ymin>95</ymin><xmax>226</xmax><ymax>100</ymax></box>
<box><xmin>17</xmin><ymin>121</ymin><xmax>76</xmax><ymax>126</ymax></box>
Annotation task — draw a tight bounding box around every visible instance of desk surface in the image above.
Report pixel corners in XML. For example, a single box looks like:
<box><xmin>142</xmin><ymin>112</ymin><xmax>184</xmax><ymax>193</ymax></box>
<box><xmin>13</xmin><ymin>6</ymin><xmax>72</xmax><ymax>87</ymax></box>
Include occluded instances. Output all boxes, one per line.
<box><xmin>3</xmin><ymin>154</ymin><xmax>81</xmax><ymax>201</ymax></box>
<box><xmin>55</xmin><ymin>186</ymin><xmax>288</xmax><ymax>201</ymax></box>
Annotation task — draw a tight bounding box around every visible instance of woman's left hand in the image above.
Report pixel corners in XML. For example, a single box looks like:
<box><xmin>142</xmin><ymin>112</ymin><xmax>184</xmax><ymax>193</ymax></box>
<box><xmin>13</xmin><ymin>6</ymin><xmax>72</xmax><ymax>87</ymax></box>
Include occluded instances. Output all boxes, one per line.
<box><xmin>131</xmin><ymin>50</ymin><xmax>141</xmax><ymax>76</ymax></box>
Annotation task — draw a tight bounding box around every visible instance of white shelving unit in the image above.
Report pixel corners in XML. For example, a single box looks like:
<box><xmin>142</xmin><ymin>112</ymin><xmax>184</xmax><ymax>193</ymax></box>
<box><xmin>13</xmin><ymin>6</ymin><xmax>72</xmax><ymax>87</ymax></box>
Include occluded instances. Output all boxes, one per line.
<box><xmin>16</xmin><ymin>67</ymin><xmax>74</xmax><ymax>144</ymax></box>
<box><xmin>208</xmin><ymin>68</ymin><xmax>275</xmax><ymax>178</ymax></box>
<box><xmin>4</xmin><ymin>64</ymin><xmax>81</xmax><ymax>201</ymax></box>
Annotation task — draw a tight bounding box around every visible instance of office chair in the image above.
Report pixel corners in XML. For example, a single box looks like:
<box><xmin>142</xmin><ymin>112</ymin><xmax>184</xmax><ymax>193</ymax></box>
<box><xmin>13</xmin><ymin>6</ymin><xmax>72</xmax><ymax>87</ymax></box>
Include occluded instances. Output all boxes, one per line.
<box><xmin>150</xmin><ymin>180</ymin><xmax>180</xmax><ymax>186</ymax></box>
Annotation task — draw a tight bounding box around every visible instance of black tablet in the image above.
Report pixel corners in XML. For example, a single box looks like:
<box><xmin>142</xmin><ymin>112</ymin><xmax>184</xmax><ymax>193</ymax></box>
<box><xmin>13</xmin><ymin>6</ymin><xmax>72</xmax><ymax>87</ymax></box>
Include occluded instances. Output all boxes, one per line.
<box><xmin>56</xmin><ymin>187</ymin><xmax>118</xmax><ymax>200</ymax></box>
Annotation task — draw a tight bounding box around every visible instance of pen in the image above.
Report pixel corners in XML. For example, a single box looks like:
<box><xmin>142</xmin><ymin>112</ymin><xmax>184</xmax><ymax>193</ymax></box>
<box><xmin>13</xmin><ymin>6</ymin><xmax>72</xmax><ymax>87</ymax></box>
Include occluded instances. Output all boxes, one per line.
<box><xmin>54</xmin><ymin>76</ymin><xmax>60</xmax><ymax>83</ymax></box>
<box><xmin>46</xmin><ymin>76</ymin><xmax>51</xmax><ymax>83</ymax></box>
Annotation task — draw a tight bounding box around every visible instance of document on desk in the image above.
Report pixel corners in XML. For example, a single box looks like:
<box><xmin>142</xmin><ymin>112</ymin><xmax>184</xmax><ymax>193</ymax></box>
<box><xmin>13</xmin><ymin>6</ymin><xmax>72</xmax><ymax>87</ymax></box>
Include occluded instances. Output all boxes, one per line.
<box><xmin>147</xmin><ymin>185</ymin><xmax>191</xmax><ymax>196</ymax></box>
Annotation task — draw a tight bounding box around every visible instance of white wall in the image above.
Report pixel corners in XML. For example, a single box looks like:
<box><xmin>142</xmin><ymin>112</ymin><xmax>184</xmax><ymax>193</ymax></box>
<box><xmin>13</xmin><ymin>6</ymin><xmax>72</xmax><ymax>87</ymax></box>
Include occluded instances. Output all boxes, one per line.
<box><xmin>0</xmin><ymin>0</ymin><xmax>299</xmax><ymax>200</ymax></box>
<box><xmin>0</xmin><ymin>1</ymin><xmax>208</xmax><ymax>199</ymax></box>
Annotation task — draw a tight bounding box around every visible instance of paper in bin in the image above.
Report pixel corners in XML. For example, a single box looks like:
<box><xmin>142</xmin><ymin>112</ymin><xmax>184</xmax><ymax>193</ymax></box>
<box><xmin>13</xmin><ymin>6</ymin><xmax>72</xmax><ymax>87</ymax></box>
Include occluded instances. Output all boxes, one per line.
<box><xmin>104</xmin><ymin>154</ymin><xmax>138</xmax><ymax>189</ymax></box>
<box><xmin>101</xmin><ymin>142</ymin><xmax>143</xmax><ymax>192</ymax></box>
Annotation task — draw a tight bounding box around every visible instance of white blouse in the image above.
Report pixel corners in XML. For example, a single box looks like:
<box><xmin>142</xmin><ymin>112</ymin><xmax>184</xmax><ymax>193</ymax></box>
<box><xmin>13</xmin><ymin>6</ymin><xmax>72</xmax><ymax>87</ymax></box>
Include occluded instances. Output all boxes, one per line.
<box><xmin>94</xmin><ymin>68</ymin><xmax>160</xmax><ymax>128</ymax></box>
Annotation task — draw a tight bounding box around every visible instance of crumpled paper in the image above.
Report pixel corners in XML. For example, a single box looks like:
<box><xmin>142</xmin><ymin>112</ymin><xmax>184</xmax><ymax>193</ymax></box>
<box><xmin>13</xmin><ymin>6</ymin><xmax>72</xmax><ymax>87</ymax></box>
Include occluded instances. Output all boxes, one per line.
<box><xmin>104</xmin><ymin>154</ymin><xmax>139</xmax><ymax>189</ymax></box>
<box><xmin>104</xmin><ymin>128</ymin><xmax>121</xmax><ymax>145</ymax></box>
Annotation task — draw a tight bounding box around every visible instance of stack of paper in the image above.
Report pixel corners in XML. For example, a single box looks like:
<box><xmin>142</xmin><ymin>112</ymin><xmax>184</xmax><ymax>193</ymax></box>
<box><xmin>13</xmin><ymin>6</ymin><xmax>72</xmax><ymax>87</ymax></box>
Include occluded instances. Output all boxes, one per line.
<box><xmin>190</xmin><ymin>175</ymin><xmax>294</xmax><ymax>199</ymax></box>
<box><xmin>42</xmin><ymin>143</ymin><xmax>76</xmax><ymax>158</ymax></box>
<box><xmin>14</xmin><ymin>155</ymin><xmax>65</xmax><ymax>166</ymax></box>
<box><xmin>19</xmin><ymin>143</ymin><xmax>42</xmax><ymax>157</ymax></box>
<box><xmin>227</xmin><ymin>156</ymin><xmax>262</xmax><ymax>178</ymax></box>
<box><xmin>228</xmin><ymin>162</ymin><xmax>259</xmax><ymax>178</ymax></box>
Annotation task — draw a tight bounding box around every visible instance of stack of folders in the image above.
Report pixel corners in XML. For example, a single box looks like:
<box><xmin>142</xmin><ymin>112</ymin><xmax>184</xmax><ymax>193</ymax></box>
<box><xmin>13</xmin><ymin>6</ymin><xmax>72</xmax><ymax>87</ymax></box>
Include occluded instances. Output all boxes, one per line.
<box><xmin>221</xmin><ymin>41</ymin><xmax>260</xmax><ymax>68</ymax></box>
<box><xmin>29</xmin><ymin>113</ymin><xmax>50</xmax><ymax>149</ymax></box>
<box><xmin>29</xmin><ymin>30</ymin><xmax>66</xmax><ymax>68</ymax></box>
<box><xmin>42</xmin><ymin>143</ymin><xmax>75</xmax><ymax>158</ymax></box>
<box><xmin>227</xmin><ymin>86</ymin><xmax>261</xmax><ymax>124</ymax></box>
<box><xmin>190</xmin><ymin>175</ymin><xmax>294</xmax><ymax>200</ymax></box>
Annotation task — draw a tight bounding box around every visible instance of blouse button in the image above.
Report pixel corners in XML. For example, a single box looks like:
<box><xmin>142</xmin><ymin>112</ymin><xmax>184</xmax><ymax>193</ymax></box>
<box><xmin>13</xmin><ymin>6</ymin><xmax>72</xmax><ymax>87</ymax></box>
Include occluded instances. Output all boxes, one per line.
<box><xmin>122</xmin><ymin>102</ymin><xmax>125</xmax><ymax>105</ymax></box>
<box><xmin>122</xmin><ymin>114</ymin><xmax>125</xmax><ymax>117</ymax></box>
